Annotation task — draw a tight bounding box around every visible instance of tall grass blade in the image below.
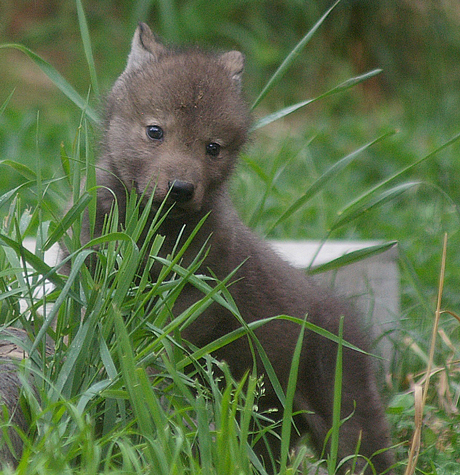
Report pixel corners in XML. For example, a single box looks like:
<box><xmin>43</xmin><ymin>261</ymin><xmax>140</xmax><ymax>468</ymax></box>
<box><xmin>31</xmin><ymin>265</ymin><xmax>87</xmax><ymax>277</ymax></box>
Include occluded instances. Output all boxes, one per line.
<box><xmin>328</xmin><ymin>316</ymin><xmax>344</xmax><ymax>474</ymax></box>
<box><xmin>188</xmin><ymin>315</ymin><xmax>369</xmax><ymax>373</ymax></box>
<box><xmin>248</xmin><ymin>150</ymin><xmax>296</xmax><ymax>228</ymax></box>
<box><xmin>0</xmin><ymin>160</ymin><xmax>36</xmax><ymax>181</ymax></box>
<box><xmin>112</xmin><ymin>243</ymin><xmax>140</xmax><ymax>309</ymax></box>
<box><xmin>84</xmin><ymin>121</ymin><xmax>98</xmax><ymax>236</ymax></box>
<box><xmin>251</xmin><ymin>0</ymin><xmax>342</xmax><ymax>109</ymax></box>
<box><xmin>239</xmin><ymin>375</ymin><xmax>258</xmax><ymax>468</ymax></box>
<box><xmin>403</xmin><ymin>236</ymin><xmax>447</xmax><ymax>475</ymax></box>
<box><xmin>0</xmin><ymin>232</ymin><xmax>68</xmax><ymax>292</ymax></box>
<box><xmin>52</xmin><ymin>315</ymin><xmax>94</xmax><ymax>399</ymax></box>
<box><xmin>279</xmin><ymin>316</ymin><xmax>307</xmax><ymax>472</ymax></box>
<box><xmin>252</xmin><ymin>98</ymin><xmax>315</xmax><ymax>131</ymax></box>
<box><xmin>398</xmin><ymin>250</ymin><xmax>433</xmax><ymax>315</ymax></box>
<box><xmin>310</xmin><ymin>241</ymin><xmax>398</xmax><ymax>274</ymax></box>
<box><xmin>0</xmin><ymin>89</ymin><xmax>15</xmax><ymax>116</ymax></box>
<box><xmin>0</xmin><ymin>44</ymin><xmax>99</xmax><ymax>123</ymax></box>
<box><xmin>76</xmin><ymin>0</ymin><xmax>100</xmax><ymax>96</ymax></box>
<box><xmin>252</xmin><ymin>69</ymin><xmax>382</xmax><ymax>131</ymax></box>
<box><xmin>332</xmin><ymin>182</ymin><xmax>421</xmax><ymax>232</ymax></box>
<box><xmin>80</xmin><ymin>231</ymin><xmax>136</xmax><ymax>250</ymax></box>
<box><xmin>0</xmin><ymin>182</ymin><xmax>33</xmax><ymax>211</ymax></box>
<box><xmin>196</xmin><ymin>389</ymin><xmax>213</xmax><ymax>473</ymax></box>
<box><xmin>43</xmin><ymin>191</ymin><xmax>93</xmax><ymax>250</ymax></box>
<box><xmin>60</xmin><ymin>143</ymin><xmax>71</xmax><ymax>184</ymax></box>
<box><xmin>30</xmin><ymin>249</ymin><xmax>93</xmax><ymax>354</ymax></box>
<box><xmin>336</xmin><ymin>131</ymin><xmax>460</xmax><ymax>224</ymax></box>
<box><xmin>217</xmin><ymin>382</ymin><xmax>237</xmax><ymax>473</ymax></box>
<box><xmin>76</xmin><ymin>379</ymin><xmax>112</xmax><ymax>414</ymax></box>
<box><xmin>266</xmin><ymin>131</ymin><xmax>395</xmax><ymax>235</ymax></box>
<box><xmin>112</xmin><ymin>308</ymin><xmax>164</xmax><ymax>466</ymax></box>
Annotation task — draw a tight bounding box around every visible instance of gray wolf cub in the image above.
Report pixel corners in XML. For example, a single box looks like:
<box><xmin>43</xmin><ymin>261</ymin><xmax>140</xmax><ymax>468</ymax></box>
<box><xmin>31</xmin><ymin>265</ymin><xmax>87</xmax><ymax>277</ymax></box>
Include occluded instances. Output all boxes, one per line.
<box><xmin>75</xmin><ymin>23</ymin><xmax>394</xmax><ymax>473</ymax></box>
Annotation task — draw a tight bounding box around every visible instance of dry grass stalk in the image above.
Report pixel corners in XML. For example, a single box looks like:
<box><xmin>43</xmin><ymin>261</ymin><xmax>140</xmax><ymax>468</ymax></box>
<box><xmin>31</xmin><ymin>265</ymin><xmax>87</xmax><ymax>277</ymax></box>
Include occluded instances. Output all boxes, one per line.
<box><xmin>404</xmin><ymin>233</ymin><xmax>447</xmax><ymax>475</ymax></box>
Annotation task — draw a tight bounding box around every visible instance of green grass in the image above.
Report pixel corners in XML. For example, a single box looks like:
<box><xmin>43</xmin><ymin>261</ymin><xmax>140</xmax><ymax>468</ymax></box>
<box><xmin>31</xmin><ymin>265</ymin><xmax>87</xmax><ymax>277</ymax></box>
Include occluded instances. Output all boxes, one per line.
<box><xmin>0</xmin><ymin>182</ymin><xmax>364</xmax><ymax>474</ymax></box>
<box><xmin>1</xmin><ymin>0</ymin><xmax>460</xmax><ymax>473</ymax></box>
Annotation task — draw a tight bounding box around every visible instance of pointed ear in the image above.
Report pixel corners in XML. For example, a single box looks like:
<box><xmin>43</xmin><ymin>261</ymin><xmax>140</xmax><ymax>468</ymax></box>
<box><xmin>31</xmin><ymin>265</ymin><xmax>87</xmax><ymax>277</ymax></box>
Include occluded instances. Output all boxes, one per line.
<box><xmin>125</xmin><ymin>22</ymin><xmax>166</xmax><ymax>72</ymax></box>
<box><xmin>219</xmin><ymin>51</ymin><xmax>245</xmax><ymax>89</ymax></box>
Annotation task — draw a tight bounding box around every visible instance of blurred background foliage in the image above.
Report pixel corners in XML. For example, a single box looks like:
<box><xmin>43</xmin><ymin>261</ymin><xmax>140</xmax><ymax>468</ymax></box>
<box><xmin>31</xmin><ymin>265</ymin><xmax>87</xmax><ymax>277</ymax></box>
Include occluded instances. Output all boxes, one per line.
<box><xmin>2</xmin><ymin>0</ymin><xmax>460</xmax><ymax>117</ymax></box>
<box><xmin>1</xmin><ymin>0</ymin><xmax>460</xmax><ymax>204</ymax></box>
<box><xmin>1</xmin><ymin>0</ymin><xmax>460</xmax><ymax>386</ymax></box>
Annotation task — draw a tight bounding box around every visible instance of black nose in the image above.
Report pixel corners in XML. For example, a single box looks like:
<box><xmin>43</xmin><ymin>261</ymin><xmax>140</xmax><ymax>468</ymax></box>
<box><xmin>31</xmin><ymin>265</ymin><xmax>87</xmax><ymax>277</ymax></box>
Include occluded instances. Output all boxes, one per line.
<box><xmin>168</xmin><ymin>180</ymin><xmax>195</xmax><ymax>203</ymax></box>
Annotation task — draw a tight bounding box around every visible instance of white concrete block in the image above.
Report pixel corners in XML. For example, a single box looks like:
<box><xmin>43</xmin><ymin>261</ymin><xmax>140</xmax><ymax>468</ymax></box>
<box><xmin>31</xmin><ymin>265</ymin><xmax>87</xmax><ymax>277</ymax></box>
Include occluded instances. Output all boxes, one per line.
<box><xmin>269</xmin><ymin>240</ymin><xmax>399</xmax><ymax>368</ymax></box>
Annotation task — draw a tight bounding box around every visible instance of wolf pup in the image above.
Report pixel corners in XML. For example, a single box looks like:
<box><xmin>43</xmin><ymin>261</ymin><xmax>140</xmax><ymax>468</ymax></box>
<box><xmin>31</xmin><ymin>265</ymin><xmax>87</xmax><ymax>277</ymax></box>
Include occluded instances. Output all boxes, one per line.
<box><xmin>74</xmin><ymin>23</ymin><xmax>394</xmax><ymax>473</ymax></box>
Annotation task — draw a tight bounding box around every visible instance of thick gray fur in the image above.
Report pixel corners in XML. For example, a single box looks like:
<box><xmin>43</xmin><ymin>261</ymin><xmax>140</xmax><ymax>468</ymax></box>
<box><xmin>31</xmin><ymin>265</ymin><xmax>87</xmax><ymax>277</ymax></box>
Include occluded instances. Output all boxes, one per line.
<box><xmin>65</xmin><ymin>23</ymin><xmax>395</xmax><ymax>473</ymax></box>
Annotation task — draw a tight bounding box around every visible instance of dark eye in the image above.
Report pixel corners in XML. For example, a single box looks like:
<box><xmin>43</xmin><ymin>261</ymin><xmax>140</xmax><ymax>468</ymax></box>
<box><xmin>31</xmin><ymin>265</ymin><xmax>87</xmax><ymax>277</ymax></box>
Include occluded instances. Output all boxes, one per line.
<box><xmin>206</xmin><ymin>142</ymin><xmax>221</xmax><ymax>157</ymax></box>
<box><xmin>146</xmin><ymin>125</ymin><xmax>164</xmax><ymax>141</ymax></box>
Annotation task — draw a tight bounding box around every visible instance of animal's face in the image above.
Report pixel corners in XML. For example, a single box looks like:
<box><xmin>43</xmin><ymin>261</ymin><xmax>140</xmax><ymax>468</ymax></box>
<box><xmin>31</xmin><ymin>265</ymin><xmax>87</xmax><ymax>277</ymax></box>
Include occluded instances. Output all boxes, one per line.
<box><xmin>104</xmin><ymin>24</ymin><xmax>250</xmax><ymax>214</ymax></box>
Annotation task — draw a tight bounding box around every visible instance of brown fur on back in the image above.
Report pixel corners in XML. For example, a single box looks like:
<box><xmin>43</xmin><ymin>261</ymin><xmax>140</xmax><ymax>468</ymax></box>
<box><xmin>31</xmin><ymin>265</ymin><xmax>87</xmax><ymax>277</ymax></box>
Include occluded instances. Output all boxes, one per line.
<box><xmin>71</xmin><ymin>23</ymin><xmax>395</xmax><ymax>474</ymax></box>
